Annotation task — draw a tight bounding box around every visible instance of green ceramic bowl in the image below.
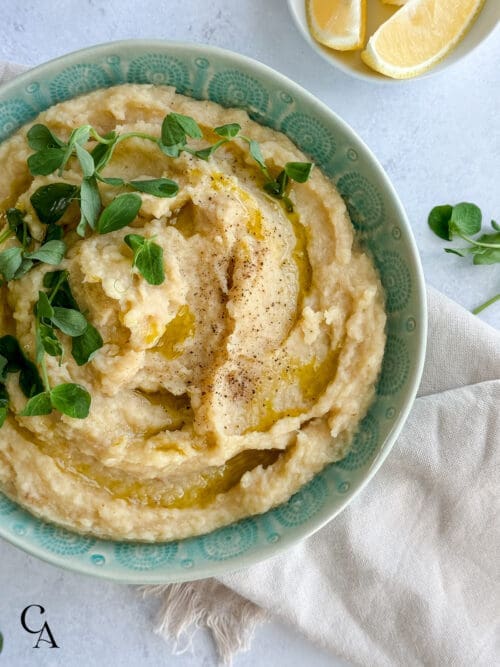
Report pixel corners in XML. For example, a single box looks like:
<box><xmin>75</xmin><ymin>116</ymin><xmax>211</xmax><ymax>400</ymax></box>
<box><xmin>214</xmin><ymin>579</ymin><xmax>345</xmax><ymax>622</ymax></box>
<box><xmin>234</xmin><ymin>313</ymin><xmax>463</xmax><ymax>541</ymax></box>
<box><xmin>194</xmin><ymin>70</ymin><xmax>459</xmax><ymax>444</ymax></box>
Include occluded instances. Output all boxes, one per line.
<box><xmin>0</xmin><ymin>41</ymin><xmax>426</xmax><ymax>583</ymax></box>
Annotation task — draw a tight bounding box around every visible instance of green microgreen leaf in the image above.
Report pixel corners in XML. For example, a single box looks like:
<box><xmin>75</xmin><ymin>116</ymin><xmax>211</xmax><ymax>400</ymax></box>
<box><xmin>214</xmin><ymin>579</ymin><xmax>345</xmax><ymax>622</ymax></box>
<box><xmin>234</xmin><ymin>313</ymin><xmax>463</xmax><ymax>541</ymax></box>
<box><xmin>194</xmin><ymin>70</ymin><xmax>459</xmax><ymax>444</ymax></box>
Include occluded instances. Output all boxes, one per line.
<box><xmin>50</xmin><ymin>307</ymin><xmax>88</xmax><ymax>337</ymax></box>
<box><xmin>71</xmin><ymin>323</ymin><xmax>103</xmax><ymax>366</ymax></box>
<box><xmin>124</xmin><ymin>234</ymin><xmax>164</xmax><ymax>285</ymax></box>
<box><xmin>0</xmin><ymin>335</ymin><xmax>24</xmax><ymax>373</ymax></box>
<box><xmin>97</xmin><ymin>193</ymin><xmax>142</xmax><ymax>234</ymax></box>
<box><xmin>75</xmin><ymin>143</ymin><xmax>95</xmax><ymax>178</ymax></box>
<box><xmin>491</xmin><ymin>220</ymin><xmax>500</xmax><ymax>232</ymax></box>
<box><xmin>476</xmin><ymin>232</ymin><xmax>500</xmax><ymax>245</ymax></box>
<box><xmin>25</xmin><ymin>239</ymin><xmax>66</xmax><ymax>265</ymax></box>
<box><xmin>50</xmin><ymin>382</ymin><xmax>90</xmax><ymax>418</ymax></box>
<box><xmin>57</xmin><ymin>125</ymin><xmax>92</xmax><ymax>174</ymax></box>
<box><xmin>158</xmin><ymin>141</ymin><xmax>183</xmax><ymax>158</ymax></box>
<box><xmin>161</xmin><ymin>115</ymin><xmax>187</xmax><ymax>147</ymax></box>
<box><xmin>214</xmin><ymin>123</ymin><xmax>241</xmax><ymax>139</ymax></box>
<box><xmin>39</xmin><ymin>271</ymin><xmax>103</xmax><ymax>365</ymax></box>
<box><xmin>0</xmin><ymin>247</ymin><xmax>23</xmax><ymax>281</ymax></box>
<box><xmin>0</xmin><ymin>384</ymin><xmax>8</xmax><ymax>426</ymax></box>
<box><xmin>78</xmin><ymin>176</ymin><xmax>101</xmax><ymax>235</ymax></box>
<box><xmin>36</xmin><ymin>291</ymin><xmax>54</xmax><ymax>319</ymax></box>
<box><xmin>0</xmin><ymin>355</ymin><xmax>7</xmax><ymax>380</ymax></box>
<box><xmin>472</xmin><ymin>248</ymin><xmax>500</xmax><ymax>265</ymax></box>
<box><xmin>284</xmin><ymin>161</ymin><xmax>313</xmax><ymax>183</ymax></box>
<box><xmin>170</xmin><ymin>113</ymin><xmax>202</xmax><ymax>139</ymax></box>
<box><xmin>276</xmin><ymin>170</ymin><xmax>289</xmax><ymax>196</ymax></box>
<box><xmin>6</xmin><ymin>208</ymin><xmax>31</xmax><ymax>248</ymax></box>
<box><xmin>0</xmin><ymin>336</ymin><xmax>43</xmax><ymax>397</ymax></box>
<box><xmin>123</xmin><ymin>233</ymin><xmax>145</xmax><ymax>252</ymax></box>
<box><xmin>263</xmin><ymin>170</ymin><xmax>290</xmax><ymax>204</ymax></box>
<box><xmin>27</xmin><ymin>148</ymin><xmax>66</xmax><ymax>176</ymax></box>
<box><xmin>39</xmin><ymin>323</ymin><xmax>63</xmax><ymax>357</ymax></box>
<box><xmin>70</xmin><ymin>125</ymin><xmax>91</xmax><ymax>146</ymax></box>
<box><xmin>444</xmin><ymin>247</ymin><xmax>474</xmax><ymax>257</ymax></box>
<box><xmin>194</xmin><ymin>139</ymin><xmax>227</xmax><ymax>161</ymax></box>
<box><xmin>428</xmin><ymin>205</ymin><xmax>453</xmax><ymax>241</ymax></box>
<box><xmin>449</xmin><ymin>202</ymin><xmax>482</xmax><ymax>237</ymax></box>
<box><xmin>20</xmin><ymin>391</ymin><xmax>53</xmax><ymax>416</ymax></box>
<box><xmin>27</xmin><ymin>124</ymin><xmax>64</xmax><ymax>151</ymax></box>
<box><xmin>92</xmin><ymin>131</ymin><xmax>118</xmax><ymax>172</ymax></box>
<box><xmin>19</xmin><ymin>360</ymin><xmax>45</xmax><ymax>398</ymax></box>
<box><xmin>43</xmin><ymin>270</ymin><xmax>78</xmax><ymax>309</ymax></box>
<box><xmin>6</xmin><ymin>207</ymin><xmax>24</xmax><ymax>231</ymax></box>
<box><xmin>97</xmin><ymin>176</ymin><xmax>125</xmax><ymax>186</ymax></box>
<box><xmin>248</xmin><ymin>140</ymin><xmax>270</xmax><ymax>177</ymax></box>
<box><xmin>13</xmin><ymin>258</ymin><xmax>34</xmax><ymax>280</ymax></box>
<box><xmin>129</xmin><ymin>178</ymin><xmax>179</xmax><ymax>198</ymax></box>
<box><xmin>30</xmin><ymin>183</ymin><xmax>79</xmax><ymax>225</ymax></box>
<box><xmin>263</xmin><ymin>180</ymin><xmax>281</xmax><ymax>196</ymax></box>
<box><xmin>44</xmin><ymin>224</ymin><xmax>64</xmax><ymax>242</ymax></box>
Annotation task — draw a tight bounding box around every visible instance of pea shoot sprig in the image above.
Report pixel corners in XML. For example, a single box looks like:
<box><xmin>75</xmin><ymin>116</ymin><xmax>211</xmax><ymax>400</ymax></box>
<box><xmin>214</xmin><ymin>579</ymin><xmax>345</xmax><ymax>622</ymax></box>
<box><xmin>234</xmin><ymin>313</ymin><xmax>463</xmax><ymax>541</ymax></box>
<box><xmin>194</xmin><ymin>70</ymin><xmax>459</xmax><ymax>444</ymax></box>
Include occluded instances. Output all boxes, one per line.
<box><xmin>158</xmin><ymin>116</ymin><xmax>313</xmax><ymax>210</ymax></box>
<box><xmin>20</xmin><ymin>269</ymin><xmax>104</xmax><ymax>418</ymax></box>
<box><xmin>428</xmin><ymin>202</ymin><xmax>500</xmax><ymax>314</ymax></box>
<box><xmin>0</xmin><ymin>208</ymin><xmax>66</xmax><ymax>284</ymax></box>
<box><xmin>0</xmin><ymin>335</ymin><xmax>44</xmax><ymax>426</ymax></box>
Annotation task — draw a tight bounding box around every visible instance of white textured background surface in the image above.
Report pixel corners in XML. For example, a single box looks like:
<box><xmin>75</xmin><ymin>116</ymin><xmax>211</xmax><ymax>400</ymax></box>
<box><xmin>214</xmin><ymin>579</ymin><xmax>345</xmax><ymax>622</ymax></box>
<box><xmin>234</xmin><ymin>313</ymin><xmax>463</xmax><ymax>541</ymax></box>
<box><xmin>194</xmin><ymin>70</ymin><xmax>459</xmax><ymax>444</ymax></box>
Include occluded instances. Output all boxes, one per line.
<box><xmin>0</xmin><ymin>1</ymin><xmax>498</xmax><ymax>665</ymax></box>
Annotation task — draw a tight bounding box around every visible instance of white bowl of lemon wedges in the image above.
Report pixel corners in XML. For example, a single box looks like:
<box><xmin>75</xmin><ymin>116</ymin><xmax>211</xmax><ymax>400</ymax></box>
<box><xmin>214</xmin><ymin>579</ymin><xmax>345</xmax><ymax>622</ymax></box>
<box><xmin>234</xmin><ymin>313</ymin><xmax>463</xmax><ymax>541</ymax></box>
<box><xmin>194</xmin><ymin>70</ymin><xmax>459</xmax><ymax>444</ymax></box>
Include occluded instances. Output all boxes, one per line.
<box><xmin>288</xmin><ymin>0</ymin><xmax>499</xmax><ymax>81</ymax></box>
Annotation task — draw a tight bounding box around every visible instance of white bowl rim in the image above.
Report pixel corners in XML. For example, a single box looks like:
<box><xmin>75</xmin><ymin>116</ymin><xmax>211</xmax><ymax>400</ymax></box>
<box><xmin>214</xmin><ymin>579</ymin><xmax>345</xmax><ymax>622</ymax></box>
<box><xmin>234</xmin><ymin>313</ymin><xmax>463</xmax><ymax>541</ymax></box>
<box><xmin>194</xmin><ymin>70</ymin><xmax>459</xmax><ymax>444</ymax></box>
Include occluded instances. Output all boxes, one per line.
<box><xmin>0</xmin><ymin>39</ymin><xmax>428</xmax><ymax>583</ymax></box>
<box><xmin>287</xmin><ymin>0</ymin><xmax>500</xmax><ymax>84</ymax></box>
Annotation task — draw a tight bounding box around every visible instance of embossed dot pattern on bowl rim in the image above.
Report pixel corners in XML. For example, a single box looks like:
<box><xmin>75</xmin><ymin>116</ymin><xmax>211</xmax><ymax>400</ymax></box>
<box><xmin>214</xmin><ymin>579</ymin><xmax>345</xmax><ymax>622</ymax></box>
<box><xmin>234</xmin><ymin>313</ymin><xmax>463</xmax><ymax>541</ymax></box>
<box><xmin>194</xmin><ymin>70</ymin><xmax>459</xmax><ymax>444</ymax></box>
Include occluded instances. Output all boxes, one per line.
<box><xmin>0</xmin><ymin>41</ymin><xmax>427</xmax><ymax>584</ymax></box>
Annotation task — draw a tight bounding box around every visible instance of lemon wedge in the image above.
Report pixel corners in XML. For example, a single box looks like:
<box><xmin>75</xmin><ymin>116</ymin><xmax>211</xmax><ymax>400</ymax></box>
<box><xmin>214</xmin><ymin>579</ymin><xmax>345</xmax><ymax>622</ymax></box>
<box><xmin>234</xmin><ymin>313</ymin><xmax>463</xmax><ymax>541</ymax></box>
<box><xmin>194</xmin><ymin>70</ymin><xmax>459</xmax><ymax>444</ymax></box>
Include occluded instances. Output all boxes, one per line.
<box><xmin>306</xmin><ymin>0</ymin><xmax>366</xmax><ymax>51</ymax></box>
<box><xmin>381</xmin><ymin>0</ymin><xmax>408</xmax><ymax>5</ymax></box>
<box><xmin>361</xmin><ymin>0</ymin><xmax>486</xmax><ymax>79</ymax></box>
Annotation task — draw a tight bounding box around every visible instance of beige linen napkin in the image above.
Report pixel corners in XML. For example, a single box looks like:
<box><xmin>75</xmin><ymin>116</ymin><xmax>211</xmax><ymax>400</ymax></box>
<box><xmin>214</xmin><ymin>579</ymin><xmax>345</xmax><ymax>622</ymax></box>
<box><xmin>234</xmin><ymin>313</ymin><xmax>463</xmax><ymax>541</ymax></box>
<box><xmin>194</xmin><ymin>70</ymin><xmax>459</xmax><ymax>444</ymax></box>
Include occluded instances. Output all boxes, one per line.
<box><xmin>147</xmin><ymin>287</ymin><xmax>500</xmax><ymax>666</ymax></box>
<box><xmin>1</xmin><ymin>64</ymin><xmax>499</xmax><ymax>667</ymax></box>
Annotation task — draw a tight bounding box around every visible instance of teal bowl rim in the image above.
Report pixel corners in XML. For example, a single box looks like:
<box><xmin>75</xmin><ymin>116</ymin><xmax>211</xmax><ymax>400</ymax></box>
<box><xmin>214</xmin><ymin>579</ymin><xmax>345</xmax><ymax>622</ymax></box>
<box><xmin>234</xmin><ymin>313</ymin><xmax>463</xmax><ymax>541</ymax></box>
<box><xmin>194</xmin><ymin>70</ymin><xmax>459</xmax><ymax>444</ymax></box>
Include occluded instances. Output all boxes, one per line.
<box><xmin>0</xmin><ymin>40</ymin><xmax>427</xmax><ymax>583</ymax></box>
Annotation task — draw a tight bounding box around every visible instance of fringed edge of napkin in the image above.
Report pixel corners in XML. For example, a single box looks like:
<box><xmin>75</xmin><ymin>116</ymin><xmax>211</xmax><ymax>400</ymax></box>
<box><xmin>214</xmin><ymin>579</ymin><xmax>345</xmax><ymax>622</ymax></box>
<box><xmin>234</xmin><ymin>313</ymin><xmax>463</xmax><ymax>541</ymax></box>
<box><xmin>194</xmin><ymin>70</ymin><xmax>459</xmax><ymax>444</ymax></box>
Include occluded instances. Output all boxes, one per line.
<box><xmin>142</xmin><ymin>581</ymin><xmax>268</xmax><ymax>666</ymax></box>
<box><xmin>0</xmin><ymin>61</ymin><xmax>28</xmax><ymax>83</ymax></box>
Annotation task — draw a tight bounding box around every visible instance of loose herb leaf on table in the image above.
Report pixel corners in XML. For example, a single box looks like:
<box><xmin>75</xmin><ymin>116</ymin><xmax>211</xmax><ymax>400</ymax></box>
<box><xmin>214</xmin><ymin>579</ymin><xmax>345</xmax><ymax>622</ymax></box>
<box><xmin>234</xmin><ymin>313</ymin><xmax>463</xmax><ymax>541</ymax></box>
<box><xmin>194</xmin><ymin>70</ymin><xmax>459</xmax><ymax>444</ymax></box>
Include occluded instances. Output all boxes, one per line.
<box><xmin>428</xmin><ymin>202</ymin><xmax>500</xmax><ymax>314</ymax></box>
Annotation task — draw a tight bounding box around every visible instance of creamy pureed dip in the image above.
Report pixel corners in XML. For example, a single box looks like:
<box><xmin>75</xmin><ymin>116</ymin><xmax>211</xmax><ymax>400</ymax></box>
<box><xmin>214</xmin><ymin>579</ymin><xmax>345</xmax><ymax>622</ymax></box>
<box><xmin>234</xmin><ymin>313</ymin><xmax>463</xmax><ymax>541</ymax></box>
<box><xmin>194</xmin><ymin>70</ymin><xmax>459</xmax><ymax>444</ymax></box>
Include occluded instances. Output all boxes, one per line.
<box><xmin>0</xmin><ymin>85</ymin><xmax>386</xmax><ymax>541</ymax></box>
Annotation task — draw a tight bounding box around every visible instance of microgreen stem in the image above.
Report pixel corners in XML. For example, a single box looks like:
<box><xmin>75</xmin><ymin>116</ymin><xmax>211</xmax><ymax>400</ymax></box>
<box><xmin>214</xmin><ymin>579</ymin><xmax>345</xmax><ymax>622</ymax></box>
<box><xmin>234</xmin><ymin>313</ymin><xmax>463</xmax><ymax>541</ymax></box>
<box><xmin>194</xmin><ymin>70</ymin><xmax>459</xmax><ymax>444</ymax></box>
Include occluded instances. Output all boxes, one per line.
<box><xmin>115</xmin><ymin>132</ymin><xmax>158</xmax><ymax>146</ymax></box>
<box><xmin>239</xmin><ymin>134</ymin><xmax>272</xmax><ymax>179</ymax></box>
<box><xmin>47</xmin><ymin>271</ymin><xmax>67</xmax><ymax>304</ymax></box>
<box><xmin>89</xmin><ymin>128</ymin><xmax>115</xmax><ymax>144</ymax></box>
<box><xmin>35</xmin><ymin>308</ymin><xmax>51</xmax><ymax>392</ymax></box>
<box><xmin>0</xmin><ymin>228</ymin><xmax>12</xmax><ymax>244</ymax></box>
<box><xmin>93</xmin><ymin>132</ymin><xmax>159</xmax><ymax>173</ymax></box>
<box><xmin>472</xmin><ymin>293</ymin><xmax>500</xmax><ymax>314</ymax></box>
<box><xmin>39</xmin><ymin>352</ymin><xmax>51</xmax><ymax>392</ymax></box>
<box><xmin>458</xmin><ymin>232</ymin><xmax>500</xmax><ymax>249</ymax></box>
